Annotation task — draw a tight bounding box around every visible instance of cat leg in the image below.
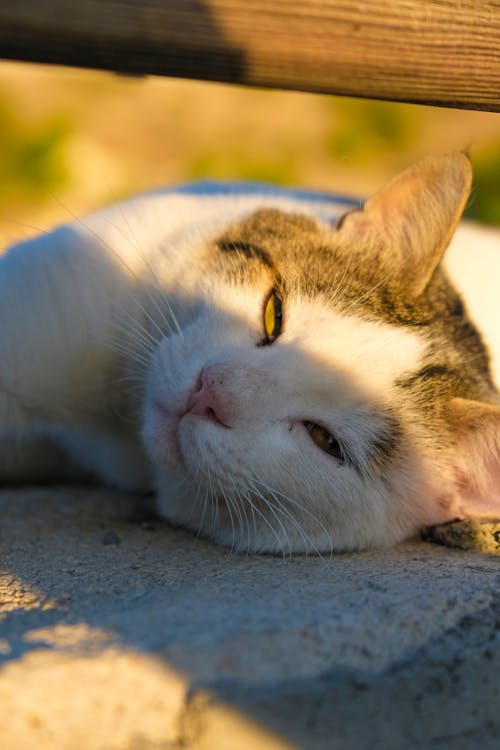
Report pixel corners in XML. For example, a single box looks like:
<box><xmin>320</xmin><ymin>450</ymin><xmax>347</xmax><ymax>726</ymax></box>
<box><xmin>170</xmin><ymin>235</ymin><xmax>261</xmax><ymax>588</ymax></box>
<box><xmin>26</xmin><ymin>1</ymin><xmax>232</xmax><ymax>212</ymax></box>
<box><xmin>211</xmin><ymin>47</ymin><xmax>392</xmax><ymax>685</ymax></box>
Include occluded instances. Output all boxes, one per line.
<box><xmin>0</xmin><ymin>389</ymin><xmax>151</xmax><ymax>487</ymax></box>
<box><xmin>0</xmin><ymin>392</ymin><xmax>86</xmax><ymax>483</ymax></box>
<box><xmin>0</xmin><ymin>431</ymin><xmax>86</xmax><ymax>484</ymax></box>
<box><xmin>0</xmin><ymin>226</ymin><xmax>142</xmax><ymax>484</ymax></box>
<box><xmin>0</xmin><ymin>226</ymin><xmax>139</xmax><ymax>426</ymax></box>
<box><xmin>0</xmin><ymin>224</ymin><xmax>162</xmax><ymax>486</ymax></box>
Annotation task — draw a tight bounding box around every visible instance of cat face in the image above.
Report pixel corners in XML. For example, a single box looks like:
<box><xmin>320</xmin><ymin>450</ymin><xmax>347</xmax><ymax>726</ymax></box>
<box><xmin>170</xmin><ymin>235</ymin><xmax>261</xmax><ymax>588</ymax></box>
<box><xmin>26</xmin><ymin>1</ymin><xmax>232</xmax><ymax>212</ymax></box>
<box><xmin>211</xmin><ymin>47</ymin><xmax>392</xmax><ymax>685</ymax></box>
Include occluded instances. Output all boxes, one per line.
<box><xmin>141</xmin><ymin>153</ymin><xmax>500</xmax><ymax>553</ymax></box>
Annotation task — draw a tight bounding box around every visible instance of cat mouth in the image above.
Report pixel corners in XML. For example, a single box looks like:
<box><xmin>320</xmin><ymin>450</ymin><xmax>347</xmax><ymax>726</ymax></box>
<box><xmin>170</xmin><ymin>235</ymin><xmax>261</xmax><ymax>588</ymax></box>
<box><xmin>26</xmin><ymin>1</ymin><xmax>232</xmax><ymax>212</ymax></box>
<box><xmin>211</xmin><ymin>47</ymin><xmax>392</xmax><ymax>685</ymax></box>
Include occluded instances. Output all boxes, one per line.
<box><xmin>182</xmin><ymin>381</ymin><xmax>232</xmax><ymax>428</ymax></box>
<box><xmin>146</xmin><ymin>400</ymin><xmax>187</xmax><ymax>469</ymax></box>
<box><xmin>151</xmin><ymin>398</ymin><xmax>226</xmax><ymax>473</ymax></box>
<box><xmin>184</xmin><ymin>407</ymin><xmax>230</xmax><ymax>428</ymax></box>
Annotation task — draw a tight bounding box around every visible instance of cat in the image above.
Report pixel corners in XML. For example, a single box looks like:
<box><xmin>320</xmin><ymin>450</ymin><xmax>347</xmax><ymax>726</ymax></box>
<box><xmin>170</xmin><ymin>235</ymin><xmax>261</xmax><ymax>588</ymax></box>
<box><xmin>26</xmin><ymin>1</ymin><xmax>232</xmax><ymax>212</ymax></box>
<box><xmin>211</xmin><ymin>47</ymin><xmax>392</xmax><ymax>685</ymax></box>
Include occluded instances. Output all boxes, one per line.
<box><xmin>1</xmin><ymin>151</ymin><xmax>499</xmax><ymax>554</ymax></box>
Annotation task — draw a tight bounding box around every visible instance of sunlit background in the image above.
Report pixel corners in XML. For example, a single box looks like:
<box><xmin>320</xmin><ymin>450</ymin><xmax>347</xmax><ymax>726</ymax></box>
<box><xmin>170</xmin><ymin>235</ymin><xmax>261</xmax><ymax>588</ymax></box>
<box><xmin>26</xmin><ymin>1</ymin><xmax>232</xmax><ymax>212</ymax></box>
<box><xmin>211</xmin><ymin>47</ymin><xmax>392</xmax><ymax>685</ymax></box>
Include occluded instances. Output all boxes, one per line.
<box><xmin>0</xmin><ymin>60</ymin><xmax>499</xmax><ymax>251</ymax></box>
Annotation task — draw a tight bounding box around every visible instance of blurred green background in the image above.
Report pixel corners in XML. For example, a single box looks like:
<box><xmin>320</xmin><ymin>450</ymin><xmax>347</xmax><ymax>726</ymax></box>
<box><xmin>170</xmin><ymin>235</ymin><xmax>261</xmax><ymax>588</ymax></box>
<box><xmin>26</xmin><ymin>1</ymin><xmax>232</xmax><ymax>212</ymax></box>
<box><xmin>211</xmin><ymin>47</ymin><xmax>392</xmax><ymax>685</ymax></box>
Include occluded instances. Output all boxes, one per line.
<box><xmin>0</xmin><ymin>61</ymin><xmax>499</xmax><ymax>249</ymax></box>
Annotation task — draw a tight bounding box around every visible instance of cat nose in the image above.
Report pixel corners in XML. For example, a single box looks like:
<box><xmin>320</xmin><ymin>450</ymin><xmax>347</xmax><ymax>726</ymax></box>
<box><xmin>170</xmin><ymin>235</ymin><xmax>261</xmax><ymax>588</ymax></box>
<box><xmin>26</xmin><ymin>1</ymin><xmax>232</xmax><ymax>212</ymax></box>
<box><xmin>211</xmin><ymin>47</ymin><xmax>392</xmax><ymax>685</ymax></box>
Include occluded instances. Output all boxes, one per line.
<box><xmin>185</xmin><ymin>367</ymin><xmax>232</xmax><ymax>427</ymax></box>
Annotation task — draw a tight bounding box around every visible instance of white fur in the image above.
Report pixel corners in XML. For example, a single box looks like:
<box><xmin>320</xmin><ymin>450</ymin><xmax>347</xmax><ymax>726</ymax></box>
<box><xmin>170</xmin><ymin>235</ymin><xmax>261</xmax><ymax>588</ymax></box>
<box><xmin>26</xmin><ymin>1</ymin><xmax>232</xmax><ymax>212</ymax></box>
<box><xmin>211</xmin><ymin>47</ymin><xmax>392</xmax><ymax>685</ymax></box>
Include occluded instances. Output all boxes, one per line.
<box><xmin>445</xmin><ymin>222</ymin><xmax>500</xmax><ymax>385</ymax></box>
<box><xmin>0</xmin><ymin>184</ymin><xmax>499</xmax><ymax>553</ymax></box>
<box><xmin>143</xmin><ymin>285</ymin><xmax>427</xmax><ymax>552</ymax></box>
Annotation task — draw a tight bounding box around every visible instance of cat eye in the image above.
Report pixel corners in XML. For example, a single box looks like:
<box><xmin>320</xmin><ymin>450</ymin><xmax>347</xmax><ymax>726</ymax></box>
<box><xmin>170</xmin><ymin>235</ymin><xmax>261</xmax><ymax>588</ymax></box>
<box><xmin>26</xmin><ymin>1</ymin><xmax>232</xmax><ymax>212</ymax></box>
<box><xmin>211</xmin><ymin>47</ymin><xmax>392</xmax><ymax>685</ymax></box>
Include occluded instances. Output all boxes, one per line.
<box><xmin>304</xmin><ymin>421</ymin><xmax>345</xmax><ymax>462</ymax></box>
<box><xmin>262</xmin><ymin>290</ymin><xmax>283</xmax><ymax>344</ymax></box>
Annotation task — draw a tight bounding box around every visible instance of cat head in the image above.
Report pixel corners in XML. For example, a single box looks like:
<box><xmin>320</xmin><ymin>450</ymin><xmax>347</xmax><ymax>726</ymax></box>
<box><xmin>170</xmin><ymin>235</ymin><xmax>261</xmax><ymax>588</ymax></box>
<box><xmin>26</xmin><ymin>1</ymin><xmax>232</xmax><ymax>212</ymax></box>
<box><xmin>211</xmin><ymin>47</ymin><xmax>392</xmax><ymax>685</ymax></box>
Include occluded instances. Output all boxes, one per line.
<box><xmin>142</xmin><ymin>152</ymin><xmax>500</xmax><ymax>553</ymax></box>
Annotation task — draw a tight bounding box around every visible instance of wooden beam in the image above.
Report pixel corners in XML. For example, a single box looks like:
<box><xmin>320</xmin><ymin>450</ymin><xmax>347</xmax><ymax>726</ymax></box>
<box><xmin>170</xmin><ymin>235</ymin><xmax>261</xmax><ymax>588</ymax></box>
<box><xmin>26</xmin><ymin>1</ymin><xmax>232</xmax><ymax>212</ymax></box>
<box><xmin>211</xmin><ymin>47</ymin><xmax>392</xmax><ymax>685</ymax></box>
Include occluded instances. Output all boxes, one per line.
<box><xmin>0</xmin><ymin>1</ymin><xmax>499</xmax><ymax>111</ymax></box>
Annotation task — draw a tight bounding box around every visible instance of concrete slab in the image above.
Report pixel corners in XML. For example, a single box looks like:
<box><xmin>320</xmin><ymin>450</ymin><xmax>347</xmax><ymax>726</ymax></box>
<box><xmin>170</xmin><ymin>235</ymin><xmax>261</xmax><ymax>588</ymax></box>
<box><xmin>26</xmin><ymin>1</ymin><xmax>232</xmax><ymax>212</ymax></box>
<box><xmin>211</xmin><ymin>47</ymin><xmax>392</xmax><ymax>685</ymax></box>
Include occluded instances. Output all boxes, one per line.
<box><xmin>0</xmin><ymin>487</ymin><xmax>498</xmax><ymax>749</ymax></box>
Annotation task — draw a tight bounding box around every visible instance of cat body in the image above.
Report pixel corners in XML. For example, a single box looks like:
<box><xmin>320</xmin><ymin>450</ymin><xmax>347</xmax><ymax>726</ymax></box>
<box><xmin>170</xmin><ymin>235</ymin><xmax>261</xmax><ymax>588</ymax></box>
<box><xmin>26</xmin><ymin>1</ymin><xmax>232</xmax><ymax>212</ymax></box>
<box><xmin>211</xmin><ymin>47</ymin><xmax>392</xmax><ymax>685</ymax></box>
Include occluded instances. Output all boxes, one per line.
<box><xmin>1</xmin><ymin>153</ymin><xmax>499</xmax><ymax>553</ymax></box>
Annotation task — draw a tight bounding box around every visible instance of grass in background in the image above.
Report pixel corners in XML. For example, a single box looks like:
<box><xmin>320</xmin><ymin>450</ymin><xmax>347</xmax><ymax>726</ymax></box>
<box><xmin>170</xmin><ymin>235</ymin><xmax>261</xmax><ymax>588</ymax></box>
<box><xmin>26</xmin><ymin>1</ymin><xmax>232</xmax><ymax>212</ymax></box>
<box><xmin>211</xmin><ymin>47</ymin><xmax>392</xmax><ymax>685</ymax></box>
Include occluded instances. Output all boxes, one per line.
<box><xmin>0</xmin><ymin>93</ymin><xmax>71</xmax><ymax>214</ymax></box>
<box><xmin>0</xmin><ymin>62</ymin><xmax>498</xmax><ymax>241</ymax></box>
<box><xmin>465</xmin><ymin>148</ymin><xmax>500</xmax><ymax>225</ymax></box>
<box><xmin>187</xmin><ymin>145</ymin><xmax>300</xmax><ymax>185</ymax></box>
<box><xmin>326</xmin><ymin>99</ymin><xmax>418</xmax><ymax>159</ymax></box>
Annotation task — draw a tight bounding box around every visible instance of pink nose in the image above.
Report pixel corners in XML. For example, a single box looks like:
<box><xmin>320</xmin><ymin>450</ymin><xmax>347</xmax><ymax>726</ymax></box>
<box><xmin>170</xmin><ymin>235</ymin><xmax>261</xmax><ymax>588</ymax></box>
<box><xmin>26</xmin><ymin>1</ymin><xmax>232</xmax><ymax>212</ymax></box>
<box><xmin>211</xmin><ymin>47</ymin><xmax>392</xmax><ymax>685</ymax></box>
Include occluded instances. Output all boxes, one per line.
<box><xmin>185</xmin><ymin>367</ymin><xmax>231</xmax><ymax>427</ymax></box>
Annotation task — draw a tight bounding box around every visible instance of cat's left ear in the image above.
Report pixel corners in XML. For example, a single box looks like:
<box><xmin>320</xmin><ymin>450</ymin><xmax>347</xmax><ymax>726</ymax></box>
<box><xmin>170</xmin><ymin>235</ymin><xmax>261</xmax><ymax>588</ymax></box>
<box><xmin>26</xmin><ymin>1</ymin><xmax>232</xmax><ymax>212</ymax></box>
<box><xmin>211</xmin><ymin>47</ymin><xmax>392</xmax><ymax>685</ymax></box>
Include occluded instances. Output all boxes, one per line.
<box><xmin>335</xmin><ymin>152</ymin><xmax>472</xmax><ymax>298</ymax></box>
<box><xmin>443</xmin><ymin>397</ymin><xmax>500</xmax><ymax>518</ymax></box>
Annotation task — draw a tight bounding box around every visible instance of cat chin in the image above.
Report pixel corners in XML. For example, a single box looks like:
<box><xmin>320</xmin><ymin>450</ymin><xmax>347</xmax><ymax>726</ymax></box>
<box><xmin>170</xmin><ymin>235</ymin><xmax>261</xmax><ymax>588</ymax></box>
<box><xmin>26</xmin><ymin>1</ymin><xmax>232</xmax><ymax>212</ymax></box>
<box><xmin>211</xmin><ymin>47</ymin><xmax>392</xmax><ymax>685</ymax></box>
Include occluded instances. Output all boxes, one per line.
<box><xmin>151</xmin><ymin>460</ymin><xmax>413</xmax><ymax>554</ymax></box>
<box><xmin>153</xmin><ymin>466</ymin><xmax>327</xmax><ymax>554</ymax></box>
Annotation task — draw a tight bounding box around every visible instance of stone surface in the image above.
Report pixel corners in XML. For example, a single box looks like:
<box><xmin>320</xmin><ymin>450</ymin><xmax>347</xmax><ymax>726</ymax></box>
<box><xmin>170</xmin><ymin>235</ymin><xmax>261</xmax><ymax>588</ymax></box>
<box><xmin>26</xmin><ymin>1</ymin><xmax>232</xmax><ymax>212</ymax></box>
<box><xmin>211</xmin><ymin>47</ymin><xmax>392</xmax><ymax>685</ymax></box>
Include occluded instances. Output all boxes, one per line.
<box><xmin>0</xmin><ymin>487</ymin><xmax>499</xmax><ymax>749</ymax></box>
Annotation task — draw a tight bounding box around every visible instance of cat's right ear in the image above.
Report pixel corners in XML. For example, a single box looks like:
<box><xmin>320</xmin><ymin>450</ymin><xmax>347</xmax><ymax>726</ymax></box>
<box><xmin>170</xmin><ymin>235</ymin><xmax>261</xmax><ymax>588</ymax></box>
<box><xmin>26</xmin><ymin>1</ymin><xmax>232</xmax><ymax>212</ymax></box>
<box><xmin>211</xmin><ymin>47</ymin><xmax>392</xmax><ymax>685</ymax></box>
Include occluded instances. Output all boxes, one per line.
<box><xmin>442</xmin><ymin>397</ymin><xmax>500</xmax><ymax>519</ymax></box>
<box><xmin>334</xmin><ymin>152</ymin><xmax>472</xmax><ymax>299</ymax></box>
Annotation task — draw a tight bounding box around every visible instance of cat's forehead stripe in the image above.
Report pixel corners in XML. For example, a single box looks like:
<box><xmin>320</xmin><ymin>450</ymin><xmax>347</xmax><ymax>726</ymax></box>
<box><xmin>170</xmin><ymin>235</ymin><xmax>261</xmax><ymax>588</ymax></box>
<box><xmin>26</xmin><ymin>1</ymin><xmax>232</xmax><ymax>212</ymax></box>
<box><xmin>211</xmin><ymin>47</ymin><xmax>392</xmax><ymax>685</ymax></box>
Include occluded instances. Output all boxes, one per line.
<box><xmin>216</xmin><ymin>239</ymin><xmax>275</xmax><ymax>270</ymax></box>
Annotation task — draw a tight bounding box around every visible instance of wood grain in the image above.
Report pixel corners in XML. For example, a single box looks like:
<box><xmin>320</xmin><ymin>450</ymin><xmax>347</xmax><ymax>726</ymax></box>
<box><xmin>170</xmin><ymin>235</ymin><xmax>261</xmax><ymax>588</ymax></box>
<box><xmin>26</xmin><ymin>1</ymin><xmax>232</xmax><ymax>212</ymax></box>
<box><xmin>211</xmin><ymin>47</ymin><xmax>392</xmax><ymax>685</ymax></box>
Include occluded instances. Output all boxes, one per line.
<box><xmin>0</xmin><ymin>1</ymin><xmax>499</xmax><ymax>110</ymax></box>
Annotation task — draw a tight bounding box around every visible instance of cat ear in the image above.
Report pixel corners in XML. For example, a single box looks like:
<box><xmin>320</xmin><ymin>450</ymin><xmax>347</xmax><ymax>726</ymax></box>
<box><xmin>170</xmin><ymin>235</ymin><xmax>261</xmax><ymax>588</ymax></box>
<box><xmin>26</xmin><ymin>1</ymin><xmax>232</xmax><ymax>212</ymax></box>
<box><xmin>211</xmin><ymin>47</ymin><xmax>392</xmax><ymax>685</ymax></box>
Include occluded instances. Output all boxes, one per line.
<box><xmin>444</xmin><ymin>397</ymin><xmax>500</xmax><ymax>518</ymax></box>
<box><xmin>335</xmin><ymin>152</ymin><xmax>472</xmax><ymax>298</ymax></box>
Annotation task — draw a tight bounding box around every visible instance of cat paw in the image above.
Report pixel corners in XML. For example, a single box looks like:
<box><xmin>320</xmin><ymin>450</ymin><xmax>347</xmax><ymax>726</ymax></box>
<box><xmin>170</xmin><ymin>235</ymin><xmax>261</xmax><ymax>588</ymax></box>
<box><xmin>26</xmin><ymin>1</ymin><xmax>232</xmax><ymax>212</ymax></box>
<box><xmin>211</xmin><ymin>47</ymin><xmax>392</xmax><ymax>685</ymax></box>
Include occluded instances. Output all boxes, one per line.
<box><xmin>422</xmin><ymin>518</ymin><xmax>500</xmax><ymax>554</ymax></box>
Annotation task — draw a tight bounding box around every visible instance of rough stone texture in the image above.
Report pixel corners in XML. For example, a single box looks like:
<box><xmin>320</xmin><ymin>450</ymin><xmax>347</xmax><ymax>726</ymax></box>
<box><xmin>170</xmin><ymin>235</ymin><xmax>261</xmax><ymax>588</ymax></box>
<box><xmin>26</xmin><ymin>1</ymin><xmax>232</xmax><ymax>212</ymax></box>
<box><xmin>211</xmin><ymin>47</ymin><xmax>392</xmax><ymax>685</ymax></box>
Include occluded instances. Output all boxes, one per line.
<box><xmin>0</xmin><ymin>487</ymin><xmax>499</xmax><ymax>749</ymax></box>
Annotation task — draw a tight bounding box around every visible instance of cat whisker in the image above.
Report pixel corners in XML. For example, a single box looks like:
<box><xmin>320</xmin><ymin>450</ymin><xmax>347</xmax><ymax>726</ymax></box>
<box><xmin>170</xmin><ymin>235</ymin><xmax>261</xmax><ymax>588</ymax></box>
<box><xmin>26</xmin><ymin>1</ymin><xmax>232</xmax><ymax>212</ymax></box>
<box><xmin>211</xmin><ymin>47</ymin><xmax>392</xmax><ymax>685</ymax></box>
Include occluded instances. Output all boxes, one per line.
<box><xmin>266</xmin><ymin>480</ymin><xmax>335</xmax><ymax>553</ymax></box>
<box><xmin>216</xmin><ymin>477</ymin><xmax>240</xmax><ymax>554</ymax></box>
<box><xmin>252</xmin><ymin>477</ymin><xmax>334</xmax><ymax>558</ymax></box>
<box><xmin>205</xmin><ymin>467</ymin><xmax>217</xmax><ymax>539</ymax></box>
<box><xmin>217</xmin><ymin>479</ymin><xmax>236</xmax><ymax>549</ymax></box>
<box><xmin>111</xmin><ymin>330</ymin><xmax>156</xmax><ymax>362</ymax></box>
<box><xmin>183</xmin><ymin>473</ymin><xmax>205</xmax><ymax>528</ymax></box>
<box><xmin>10</xmin><ymin>221</ymin><xmax>51</xmax><ymax>236</ymax></box>
<box><xmin>228</xmin><ymin>474</ymin><xmax>257</xmax><ymax>554</ymax></box>
<box><xmin>48</xmin><ymin>192</ymin><xmax>178</xmax><ymax>341</ymax></box>
<box><xmin>246</xmin><ymin>486</ymin><xmax>258</xmax><ymax>552</ymax></box>
<box><xmin>225</xmin><ymin>475</ymin><xmax>248</xmax><ymax>552</ymax></box>
<box><xmin>266</xmin><ymin>490</ymin><xmax>330</xmax><ymax>561</ymax></box>
<box><xmin>83</xmin><ymin>309</ymin><xmax>159</xmax><ymax>378</ymax></box>
<box><xmin>110</xmin><ymin>310</ymin><xmax>161</xmax><ymax>354</ymax></box>
<box><xmin>248</xmin><ymin>482</ymin><xmax>293</xmax><ymax>558</ymax></box>
<box><xmin>342</xmin><ymin>272</ymin><xmax>393</xmax><ymax>317</ymax></box>
<box><xmin>195</xmin><ymin>485</ymin><xmax>210</xmax><ymax>544</ymax></box>
<box><xmin>251</xmin><ymin>480</ymin><xmax>311</xmax><ymax>556</ymax></box>
<box><xmin>329</xmin><ymin>246</ymin><xmax>356</xmax><ymax>307</ymax></box>
<box><xmin>213</xmin><ymin>476</ymin><xmax>221</xmax><ymax>540</ymax></box>
<box><xmin>130</xmin><ymin>296</ymin><xmax>174</xmax><ymax>345</ymax></box>
<box><xmin>112</xmin><ymin>191</ymin><xmax>183</xmax><ymax>338</ymax></box>
<box><xmin>99</xmin><ymin>174</ymin><xmax>183</xmax><ymax>338</ymax></box>
<box><xmin>236</xmin><ymin>485</ymin><xmax>252</xmax><ymax>555</ymax></box>
<box><xmin>107</xmin><ymin>214</ymin><xmax>183</xmax><ymax>338</ymax></box>
<box><xmin>110</xmin><ymin>304</ymin><xmax>162</xmax><ymax>347</ymax></box>
<box><xmin>242</xmin><ymin>488</ymin><xmax>287</xmax><ymax>558</ymax></box>
<box><xmin>105</xmin><ymin>338</ymin><xmax>151</xmax><ymax>369</ymax></box>
<box><xmin>110</xmin><ymin>373</ymin><xmax>146</xmax><ymax>388</ymax></box>
<box><xmin>188</xmin><ymin>443</ymin><xmax>213</xmax><ymax>541</ymax></box>
<box><xmin>105</xmin><ymin>324</ymin><xmax>158</xmax><ymax>363</ymax></box>
<box><xmin>251</xmin><ymin>480</ymin><xmax>318</xmax><ymax>558</ymax></box>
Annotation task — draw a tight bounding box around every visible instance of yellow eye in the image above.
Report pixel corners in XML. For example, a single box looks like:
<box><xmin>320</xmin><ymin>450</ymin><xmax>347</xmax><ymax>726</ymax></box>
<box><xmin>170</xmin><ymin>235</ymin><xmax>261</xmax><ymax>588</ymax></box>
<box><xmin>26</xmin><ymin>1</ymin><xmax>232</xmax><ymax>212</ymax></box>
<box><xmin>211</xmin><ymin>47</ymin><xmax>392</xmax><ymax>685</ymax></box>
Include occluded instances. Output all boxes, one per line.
<box><xmin>263</xmin><ymin>291</ymin><xmax>283</xmax><ymax>344</ymax></box>
<box><xmin>305</xmin><ymin>421</ymin><xmax>345</xmax><ymax>462</ymax></box>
